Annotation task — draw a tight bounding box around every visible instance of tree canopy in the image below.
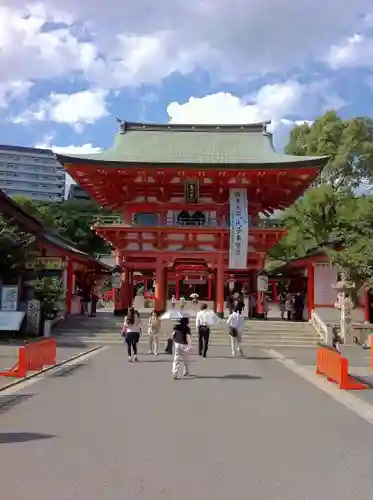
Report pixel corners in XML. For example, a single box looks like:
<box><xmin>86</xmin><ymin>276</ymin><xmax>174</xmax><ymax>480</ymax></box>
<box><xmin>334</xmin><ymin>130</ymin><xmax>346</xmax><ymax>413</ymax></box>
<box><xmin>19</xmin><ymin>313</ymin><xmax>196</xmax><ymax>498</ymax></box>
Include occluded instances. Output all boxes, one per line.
<box><xmin>12</xmin><ymin>196</ymin><xmax>112</xmax><ymax>256</ymax></box>
<box><xmin>270</xmin><ymin>111</ymin><xmax>373</xmax><ymax>288</ymax></box>
<box><xmin>285</xmin><ymin>111</ymin><xmax>373</xmax><ymax>190</ymax></box>
<box><xmin>0</xmin><ymin>215</ymin><xmax>35</xmax><ymax>282</ymax></box>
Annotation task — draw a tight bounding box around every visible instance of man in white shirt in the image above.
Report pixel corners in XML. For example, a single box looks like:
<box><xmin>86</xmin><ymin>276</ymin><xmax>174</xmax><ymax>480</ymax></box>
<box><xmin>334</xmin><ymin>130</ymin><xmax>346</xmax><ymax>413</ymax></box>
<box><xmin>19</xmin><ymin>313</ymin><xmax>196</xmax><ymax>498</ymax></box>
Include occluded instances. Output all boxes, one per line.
<box><xmin>196</xmin><ymin>303</ymin><xmax>211</xmax><ymax>357</ymax></box>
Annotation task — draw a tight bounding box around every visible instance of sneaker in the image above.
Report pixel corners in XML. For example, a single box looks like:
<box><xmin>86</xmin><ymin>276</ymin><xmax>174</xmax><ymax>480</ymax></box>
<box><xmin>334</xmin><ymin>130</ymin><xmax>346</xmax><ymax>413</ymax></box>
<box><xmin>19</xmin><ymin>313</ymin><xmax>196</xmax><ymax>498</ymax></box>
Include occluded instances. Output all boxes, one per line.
<box><xmin>183</xmin><ymin>372</ymin><xmax>190</xmax><ymax>377</ymax></box>
<box><xmin>231</xmin><ymin>352</ymin><xmax>236</xmax><ymax>357</ymax></box>
<box><xmin>172</xmin><ymin>374</ymin><xmax>179</xmax><ymax>379</ymax></box>
<box><xmin>128</xmin><ymin>357</ymin><xmax>132</xmax><ymax>362</ymax></box>
<box><xmin>133</xmin><ymin>356</ymin><xmax>138</xmax><ymax>362</ymax></box>
<box><xmin>148</xmin><ymin>350</ymin><xmax>152</xmax><ymax>355</ymax></box>
<box><xmin>154</xmin><ymin>352</ymin><xmax>158</xmax><ymax>356</ymax></box>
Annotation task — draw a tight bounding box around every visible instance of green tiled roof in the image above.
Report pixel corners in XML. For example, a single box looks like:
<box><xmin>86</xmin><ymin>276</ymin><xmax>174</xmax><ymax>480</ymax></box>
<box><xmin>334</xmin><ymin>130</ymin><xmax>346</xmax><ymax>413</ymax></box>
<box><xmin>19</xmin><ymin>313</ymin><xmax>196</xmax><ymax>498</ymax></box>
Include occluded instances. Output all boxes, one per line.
<box><xmin>56</xmin><ymin>121</ymin><xmax>329</xmax><ymax>168</ymax></box>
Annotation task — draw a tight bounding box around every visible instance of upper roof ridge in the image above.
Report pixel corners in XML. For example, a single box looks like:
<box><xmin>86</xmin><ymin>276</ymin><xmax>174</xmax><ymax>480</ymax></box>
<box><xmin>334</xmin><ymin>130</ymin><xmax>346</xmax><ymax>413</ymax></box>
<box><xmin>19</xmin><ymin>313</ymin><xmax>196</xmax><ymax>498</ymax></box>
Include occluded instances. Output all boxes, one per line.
<box><xmin>117</xmin><ymin>120</ymin><xmax>271</xmax><ymax>134</ymax></box>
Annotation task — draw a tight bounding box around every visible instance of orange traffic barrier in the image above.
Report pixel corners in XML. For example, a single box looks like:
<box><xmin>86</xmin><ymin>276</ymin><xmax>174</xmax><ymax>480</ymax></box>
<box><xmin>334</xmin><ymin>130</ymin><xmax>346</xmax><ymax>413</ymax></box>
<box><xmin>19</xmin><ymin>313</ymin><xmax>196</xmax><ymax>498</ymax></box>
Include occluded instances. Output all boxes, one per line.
<box><xmin>316</xmin><ymin>345</ymin><xmax>368</xmax><ymax>390</ymax></box>
<box><xmin>0</xmin><ymin>338</ymin><xmax>56</xmax><ymax>379</ymax></box>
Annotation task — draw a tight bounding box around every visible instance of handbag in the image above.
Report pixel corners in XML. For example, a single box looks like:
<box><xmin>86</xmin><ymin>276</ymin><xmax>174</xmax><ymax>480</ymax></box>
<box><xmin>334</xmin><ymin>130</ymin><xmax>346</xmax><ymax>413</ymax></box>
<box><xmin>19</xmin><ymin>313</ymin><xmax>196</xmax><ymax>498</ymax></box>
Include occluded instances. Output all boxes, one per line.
<box><xmin>121</xmin><ymin>326</ymin><xmax>127</xmax><ymax>337</ymax></box>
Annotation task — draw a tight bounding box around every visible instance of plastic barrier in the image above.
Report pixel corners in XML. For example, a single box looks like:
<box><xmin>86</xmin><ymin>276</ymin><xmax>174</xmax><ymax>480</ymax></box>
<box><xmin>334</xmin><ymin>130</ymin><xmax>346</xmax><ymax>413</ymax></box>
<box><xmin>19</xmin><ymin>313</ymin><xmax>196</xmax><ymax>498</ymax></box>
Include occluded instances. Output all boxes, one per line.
<box><xmin>0</xmin><ymin>338</ymin><xmax>56</xmax><ymax>379</ymax></box>
<box><xmin>316</xmin><ymin>345</ymin><xmax>368</xmax><ymax>390</ymax></box>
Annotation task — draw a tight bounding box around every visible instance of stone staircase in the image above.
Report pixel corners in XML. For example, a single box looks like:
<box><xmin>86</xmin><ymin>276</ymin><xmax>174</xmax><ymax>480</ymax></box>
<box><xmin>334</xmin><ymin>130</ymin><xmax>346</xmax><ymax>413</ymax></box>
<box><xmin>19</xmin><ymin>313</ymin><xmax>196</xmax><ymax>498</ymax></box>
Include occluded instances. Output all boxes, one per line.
<box><xmin>55</xmin><ymin>310</ymin><xmax>320</xmax><ymax>348</ymax></box>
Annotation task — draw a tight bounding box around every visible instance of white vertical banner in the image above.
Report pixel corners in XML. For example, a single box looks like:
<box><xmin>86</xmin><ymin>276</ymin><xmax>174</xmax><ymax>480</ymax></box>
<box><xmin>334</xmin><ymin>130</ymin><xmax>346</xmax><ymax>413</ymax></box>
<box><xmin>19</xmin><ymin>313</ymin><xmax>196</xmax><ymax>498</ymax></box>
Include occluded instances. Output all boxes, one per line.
<box><xmin>229</xmin><ymin>189</ymin><xmax>249</xmax><ymax>269</ymax></box>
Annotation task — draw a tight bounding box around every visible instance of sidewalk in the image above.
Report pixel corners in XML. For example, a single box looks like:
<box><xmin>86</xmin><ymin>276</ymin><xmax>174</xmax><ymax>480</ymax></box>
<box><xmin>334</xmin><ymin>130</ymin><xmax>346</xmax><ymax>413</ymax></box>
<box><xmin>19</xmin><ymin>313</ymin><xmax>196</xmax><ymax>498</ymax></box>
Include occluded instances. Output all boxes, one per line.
<box><xmin>0</xmin><ymin>344</ymin><xmax>89</xmax><ymax>390</ymax></box>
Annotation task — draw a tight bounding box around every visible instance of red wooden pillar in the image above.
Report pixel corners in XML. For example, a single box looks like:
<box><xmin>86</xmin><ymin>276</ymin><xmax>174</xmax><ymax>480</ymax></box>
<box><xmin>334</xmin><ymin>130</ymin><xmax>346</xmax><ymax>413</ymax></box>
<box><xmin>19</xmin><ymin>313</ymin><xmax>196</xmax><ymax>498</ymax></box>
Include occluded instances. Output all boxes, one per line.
<box><xmin>364</xmin><ymin>288</ymin><xmax>370</xmax><ymax>323</ymax></box>
<box><xmin>155</xmin><ymin>260</ymin><xmax>166</xmax><ymax>313</ymax></box>
<box><xmin>307</xmin><ymin>263</ymin><xmax>315</xmax><ymax>320</ymax></box>
<box><xmin>207</xmin><ymin>275</ymin><xmax>213</xmax><ymax>301</ymax></box>
<box><xmin>113</xmin><ymin>252</ymin><xmax>125</xmax><ymax>315</ymax></box>
<box><xmin>65</xmin><ymin>259</ymin><xmax>74</xmax><ymax>315</ymax></box>
<box><xmin>121</xmin><ymin>267</ymin><xmax>130</xmax><ymax>312</ymax></box>
<box><xmin>216</xmin><ymin>255</ymin><xmax>224</xmax><ymax>317</ymax></box>
<box><xmin>175</xmin><ymin>274</ymin><xmax>180</xmax><ymax>300</ymax></box>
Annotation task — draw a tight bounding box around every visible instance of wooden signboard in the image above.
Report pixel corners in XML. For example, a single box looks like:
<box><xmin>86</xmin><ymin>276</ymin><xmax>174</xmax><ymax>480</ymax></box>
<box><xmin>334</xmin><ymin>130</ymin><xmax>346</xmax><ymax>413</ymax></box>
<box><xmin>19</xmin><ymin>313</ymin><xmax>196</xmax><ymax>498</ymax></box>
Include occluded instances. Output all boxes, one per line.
<box><xmin>185</xmin><ymin>180</ymin><xmax>199</xmax><ymax>203</ymax></box>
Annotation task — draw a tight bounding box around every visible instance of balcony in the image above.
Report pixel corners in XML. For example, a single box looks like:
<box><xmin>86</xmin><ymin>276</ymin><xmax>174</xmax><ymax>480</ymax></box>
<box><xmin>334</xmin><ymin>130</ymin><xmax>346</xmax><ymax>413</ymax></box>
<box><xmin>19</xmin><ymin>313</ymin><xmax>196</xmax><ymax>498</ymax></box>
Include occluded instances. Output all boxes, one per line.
<box><xmin>93</xmin><ymin>214</ymin><xmax>283</xmax><ymax>229</ymax></box>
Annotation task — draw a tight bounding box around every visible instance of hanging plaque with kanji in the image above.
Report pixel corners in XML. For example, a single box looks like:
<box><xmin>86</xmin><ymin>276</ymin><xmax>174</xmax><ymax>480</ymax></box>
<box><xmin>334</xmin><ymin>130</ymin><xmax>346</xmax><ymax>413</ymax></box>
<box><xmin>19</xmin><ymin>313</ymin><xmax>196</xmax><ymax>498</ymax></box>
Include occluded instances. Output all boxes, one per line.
<box><xmin>185</xmin><ymin>180</ymin><xmax>199</xmax><ymax>203</ymax></box>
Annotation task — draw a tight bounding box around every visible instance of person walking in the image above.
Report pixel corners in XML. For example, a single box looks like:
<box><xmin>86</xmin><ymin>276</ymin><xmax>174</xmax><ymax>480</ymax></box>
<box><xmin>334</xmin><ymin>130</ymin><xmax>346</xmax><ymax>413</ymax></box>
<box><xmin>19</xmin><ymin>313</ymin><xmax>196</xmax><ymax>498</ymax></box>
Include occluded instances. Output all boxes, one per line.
<box><xmin>279</xmin><ymin>291</ymin><xmax>286</xmax><ymax>320</ymax></box>
<box><xmin>285</xmin><ymin>293</ymin><xmax>294</xmax><ymax>321</ymax></box>
<box><xmin>196</xmin><ymin>303</ymin><xmax>211</xmax><ymax>358</ymax></box>
<box><xmin>226</xmin><ymin>305</ymin><xmax>245</xmax><ymax>357</ymax></box>
<box><xmin>148</xmin><ymin>310</ymin><xmax>161</xmax><ymax>355</ymax></box>
<box><xmin>122</xmin><ymin>307</ymin><xmax>142</xmax><ymax>362</ymax></box>
<box><xmin>172</xmin><ymin>317</ymin><xmax>192</xmax><ymax>379</ymax></box>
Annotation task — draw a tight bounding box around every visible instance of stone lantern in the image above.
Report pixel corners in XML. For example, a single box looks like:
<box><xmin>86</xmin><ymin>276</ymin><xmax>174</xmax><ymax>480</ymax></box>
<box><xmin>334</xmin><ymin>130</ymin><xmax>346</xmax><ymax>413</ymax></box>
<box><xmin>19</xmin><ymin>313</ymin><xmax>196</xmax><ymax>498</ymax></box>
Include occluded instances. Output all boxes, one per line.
<box><xmin>333</xmin><ymin>280</ymin><xmax>355</xmax><ymax>344</ymax></box>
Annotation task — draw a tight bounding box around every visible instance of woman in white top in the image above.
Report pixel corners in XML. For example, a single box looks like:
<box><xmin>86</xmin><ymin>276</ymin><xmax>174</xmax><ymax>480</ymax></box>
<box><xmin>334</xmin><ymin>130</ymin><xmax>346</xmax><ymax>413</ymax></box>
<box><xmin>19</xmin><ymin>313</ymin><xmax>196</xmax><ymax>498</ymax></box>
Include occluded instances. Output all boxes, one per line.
<box><xmin>148</xmin><ymin>310</ymin><xmax>161</xmax><ymax>355</ymax></box>
<box><xmin>226</xmin><ymin>305</ymin><xmax>245</xmax><ymax>357</ymax></box>
<box><xmin>123</xmin><ymin>307</ymin><xmax>142</xmax><ymax>362</ymax></box>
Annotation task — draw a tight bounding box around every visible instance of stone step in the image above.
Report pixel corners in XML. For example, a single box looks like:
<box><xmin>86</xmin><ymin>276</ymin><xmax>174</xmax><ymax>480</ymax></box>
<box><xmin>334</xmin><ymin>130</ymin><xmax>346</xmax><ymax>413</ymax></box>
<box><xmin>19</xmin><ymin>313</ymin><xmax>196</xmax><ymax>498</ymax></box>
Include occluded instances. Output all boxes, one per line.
<box><xmin>57</xmin><ymin>340</ymin><xmax>318</xmax><ymax>348</ymax></box>
<box><xmin>57</xmin><ymin>336</ymin><xmax>319</xmax><ymax>346</ymax></box>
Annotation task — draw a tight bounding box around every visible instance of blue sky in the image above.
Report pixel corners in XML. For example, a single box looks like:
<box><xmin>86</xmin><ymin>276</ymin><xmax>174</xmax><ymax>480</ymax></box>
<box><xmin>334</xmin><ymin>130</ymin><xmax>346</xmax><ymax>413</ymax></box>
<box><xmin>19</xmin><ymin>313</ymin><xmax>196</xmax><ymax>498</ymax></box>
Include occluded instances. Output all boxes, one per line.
<box><xmin>1</xmin><ymin>0</ymin><xmax>373</xmax><ymax>173</ymax></box>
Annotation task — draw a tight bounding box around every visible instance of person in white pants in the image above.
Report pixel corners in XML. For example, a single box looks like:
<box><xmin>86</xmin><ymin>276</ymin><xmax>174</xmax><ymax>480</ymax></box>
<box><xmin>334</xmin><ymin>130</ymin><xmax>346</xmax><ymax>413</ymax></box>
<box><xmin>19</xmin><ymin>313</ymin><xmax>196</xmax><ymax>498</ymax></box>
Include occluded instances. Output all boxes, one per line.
<box><xmin>148</xmin><ymin>310</ymin><xmax>161</xmax><ymax>355</ymax></box>
<box><xmin>172</xmin><ymin>317</ymin><xmax>192</xmax><ymax>379</ymax></box>
<box><xmin>226</xmin><ymin>306</ymin><xmax>245</xmax><ymax>356</ymax></box>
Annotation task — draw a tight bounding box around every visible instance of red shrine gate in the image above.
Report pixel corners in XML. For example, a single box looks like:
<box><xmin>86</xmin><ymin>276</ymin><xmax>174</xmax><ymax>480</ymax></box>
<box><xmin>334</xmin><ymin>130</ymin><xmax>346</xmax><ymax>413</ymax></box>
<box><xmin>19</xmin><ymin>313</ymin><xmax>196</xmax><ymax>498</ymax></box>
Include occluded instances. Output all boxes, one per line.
<box><xmin>56</xmin><ymin>121</ymin><xmax>328</xmax><ymax>316</ymax></box>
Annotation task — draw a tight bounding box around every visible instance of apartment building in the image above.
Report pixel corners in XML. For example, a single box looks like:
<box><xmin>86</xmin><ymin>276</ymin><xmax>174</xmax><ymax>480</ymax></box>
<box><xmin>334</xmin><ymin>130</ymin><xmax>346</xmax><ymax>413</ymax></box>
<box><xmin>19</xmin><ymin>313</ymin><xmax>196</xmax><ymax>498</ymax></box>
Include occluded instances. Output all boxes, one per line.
<box><xmin>67</xmin><ymin>184</ymin><xmax>90</xmax><ymax>201</ymax></box>
<box><xmin>0</xmin><ymin>145</ymin><xmax>65</xmax><ymax>202</ymax></box>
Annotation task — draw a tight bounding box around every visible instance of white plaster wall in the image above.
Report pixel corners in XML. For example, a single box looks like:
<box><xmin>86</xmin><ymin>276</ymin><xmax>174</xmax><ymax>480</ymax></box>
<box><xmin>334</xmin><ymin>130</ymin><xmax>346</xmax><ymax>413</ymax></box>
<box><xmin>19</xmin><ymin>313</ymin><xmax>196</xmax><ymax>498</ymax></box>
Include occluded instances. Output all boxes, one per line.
<box><xmin>314</xmin><ymin>263</ymin><xmax>338</xmax><ymax>305</ymax></box>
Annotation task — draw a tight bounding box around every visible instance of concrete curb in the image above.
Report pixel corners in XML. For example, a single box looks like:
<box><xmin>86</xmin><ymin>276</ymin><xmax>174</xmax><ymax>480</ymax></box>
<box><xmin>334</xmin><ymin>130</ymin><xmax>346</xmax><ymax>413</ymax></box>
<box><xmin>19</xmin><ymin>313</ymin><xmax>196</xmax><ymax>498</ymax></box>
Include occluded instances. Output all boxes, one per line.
<box><xmin>0</xmin><ymin>345</ymin><xmax>104</xmax><ymax>393</ymax></box>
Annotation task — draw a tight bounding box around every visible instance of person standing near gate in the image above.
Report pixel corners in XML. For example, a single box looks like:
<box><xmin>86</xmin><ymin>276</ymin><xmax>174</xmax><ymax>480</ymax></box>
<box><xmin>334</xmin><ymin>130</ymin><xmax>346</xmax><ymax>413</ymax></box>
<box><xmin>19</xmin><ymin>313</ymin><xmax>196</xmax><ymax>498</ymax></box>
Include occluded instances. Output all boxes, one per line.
<box><xmin>196</xmin><ymin>303</ymin><xmax>211</xmax><ymax>358</ymax></box>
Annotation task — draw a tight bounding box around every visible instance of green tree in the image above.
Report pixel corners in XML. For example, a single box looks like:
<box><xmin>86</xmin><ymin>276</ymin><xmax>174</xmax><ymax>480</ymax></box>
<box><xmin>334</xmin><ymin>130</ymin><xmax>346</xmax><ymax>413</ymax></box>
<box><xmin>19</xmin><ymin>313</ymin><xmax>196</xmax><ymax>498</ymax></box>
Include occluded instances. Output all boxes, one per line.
<box><xmin>13</xmin><ymin>198</ymin><xmax>112</xmax><ymax>256</ymax></box>
<box><xmin>268</xmin><ymin>185</ymin><xmax>347</xmax><ymax>261</ymax></box>
<box><xmin>285</xmin><ymin>111</ymin><xmax>373</xmax><ymax>190</ymax></box>
<box><xmin>329</xmin><ymin>196</ymin><xmax>373</xmax><ymax>289</ymax></box>
<box><xmin>0</xmin><ymin>215</ymin><xmax>35</xmax><ymax>282</ymax></box>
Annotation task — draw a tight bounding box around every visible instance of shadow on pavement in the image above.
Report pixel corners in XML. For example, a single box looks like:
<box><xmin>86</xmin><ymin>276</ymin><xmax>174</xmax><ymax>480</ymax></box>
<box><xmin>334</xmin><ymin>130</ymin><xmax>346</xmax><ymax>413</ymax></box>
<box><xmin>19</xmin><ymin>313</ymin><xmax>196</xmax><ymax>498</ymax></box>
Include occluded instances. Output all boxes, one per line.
<box><xmin>185</xmin><ymin>374</ymin><xmax>262</xmax><ymax>380</ymax></box>
<box><xmin>208</xmin><ymin>355</ymin><xmax>275</xmax><ymax>361</ymax></box>
<box><xmin>0</xmin><ymin>394</ymin><xmax>33</xmax><ymax>413</ymax></box>
<box><xmin>0</xmin><ymin>432</ymin><xmax>56</xmax><ymax>444</ymax></box>
<box><xmin>50</xmin><ymin>363</ymin><xmax>87</xmax><ymax>378</ymax></box>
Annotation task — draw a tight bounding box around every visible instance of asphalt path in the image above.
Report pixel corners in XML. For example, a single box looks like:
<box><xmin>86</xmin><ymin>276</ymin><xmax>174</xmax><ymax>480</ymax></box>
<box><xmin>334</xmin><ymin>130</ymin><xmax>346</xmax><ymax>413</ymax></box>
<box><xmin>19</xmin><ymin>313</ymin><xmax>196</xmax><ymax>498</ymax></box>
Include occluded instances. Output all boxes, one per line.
<box><xmin>1</xmin><ymin>345</ymin><xmax>373</xmax><ymax>500</ymax></box>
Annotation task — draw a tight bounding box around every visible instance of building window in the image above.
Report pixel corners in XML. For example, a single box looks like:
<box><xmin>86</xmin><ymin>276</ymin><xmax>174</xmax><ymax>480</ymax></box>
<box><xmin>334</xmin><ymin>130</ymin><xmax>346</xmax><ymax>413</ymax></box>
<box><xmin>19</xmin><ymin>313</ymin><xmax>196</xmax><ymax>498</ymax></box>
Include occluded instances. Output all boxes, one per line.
<box><xmin>133</xmin><ymin>213</ymin><xmax>158</xmax><ymax>226</ymax></box>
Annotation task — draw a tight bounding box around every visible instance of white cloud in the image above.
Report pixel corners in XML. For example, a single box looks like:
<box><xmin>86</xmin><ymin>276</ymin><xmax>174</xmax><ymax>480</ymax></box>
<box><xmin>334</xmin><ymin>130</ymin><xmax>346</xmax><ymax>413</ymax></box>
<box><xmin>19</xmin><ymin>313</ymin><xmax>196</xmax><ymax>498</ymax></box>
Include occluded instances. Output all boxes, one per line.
<box><xmin>0</xmin><ymin>80</ymin><xmax>33</xmax><ymax>107</ymax></box>
<box><xmin>167</xmin><ymin>81</ymin><xmax>345</xmax><ymax>149</ymax></box>
<box><xmin>326</xmin><ymin>33</ymin><xmax>373</xmax><ymax>69</ymax></box>
<box><xmin>0</xmin><ymin>1</ymin><xmax>372</xmax><ymax>94</ymax></box>
<box><xmin>13</xmin><ymin>89</ymin><xmax>109</xmax><ymax>131</ymax></box>
<box><xmin>167</xmin><ymin>81</ymin><xmax>343</xmax><ymax>126</ymax></box>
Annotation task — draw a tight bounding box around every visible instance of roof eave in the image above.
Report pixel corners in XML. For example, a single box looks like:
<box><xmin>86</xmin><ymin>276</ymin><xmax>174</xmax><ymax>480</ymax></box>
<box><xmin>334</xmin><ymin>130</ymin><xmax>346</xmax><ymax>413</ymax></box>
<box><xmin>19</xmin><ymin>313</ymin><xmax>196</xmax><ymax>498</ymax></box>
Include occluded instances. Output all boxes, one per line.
<box><xmin>58</xmin><ymin>156</ymin><xmax>330</xmax><ymax>169</ymax></box>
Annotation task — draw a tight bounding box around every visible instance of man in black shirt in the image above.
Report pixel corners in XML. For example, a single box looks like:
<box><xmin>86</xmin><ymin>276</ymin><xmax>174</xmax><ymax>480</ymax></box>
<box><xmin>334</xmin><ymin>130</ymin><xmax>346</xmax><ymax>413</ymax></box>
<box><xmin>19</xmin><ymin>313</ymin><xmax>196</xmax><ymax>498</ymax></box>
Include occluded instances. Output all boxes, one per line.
<box><xmin>172</xmin><ymin>317</ymin><xmax>192</xmax><ymax>379</ymax></box>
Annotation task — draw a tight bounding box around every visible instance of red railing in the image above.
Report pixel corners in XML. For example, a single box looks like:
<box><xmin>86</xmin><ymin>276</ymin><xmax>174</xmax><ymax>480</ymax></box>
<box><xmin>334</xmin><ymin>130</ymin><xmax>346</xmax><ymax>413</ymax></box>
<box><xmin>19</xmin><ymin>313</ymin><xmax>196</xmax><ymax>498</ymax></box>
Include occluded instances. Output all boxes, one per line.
<box><xmin>0</xmin><ymin>338</ymin><xmax>57</xmax><ymax>379</ymax></box>
<box><xmin>316</xmin><ymin>346</ymin><xmax>367</xmax><ymax>390</ymax></box>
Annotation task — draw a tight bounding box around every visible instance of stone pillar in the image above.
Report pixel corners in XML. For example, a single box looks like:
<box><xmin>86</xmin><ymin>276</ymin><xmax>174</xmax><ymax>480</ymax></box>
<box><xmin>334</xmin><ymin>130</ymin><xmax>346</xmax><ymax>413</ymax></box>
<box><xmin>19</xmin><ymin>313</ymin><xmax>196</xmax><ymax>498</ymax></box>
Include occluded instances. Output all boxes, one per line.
<box><xmin>216</xmin><ymin>256</ymin><xmax>224</xmax><ymax>317</ymax></box>
<box><xmin>307</xmin><ymin>263</ymin><xmax>315</xmax><ymax>320</ymax></box>
<box><xmin>154</xmin><ymin>261</ymin><xmax>166</xmax><ymax>314</ymax></box>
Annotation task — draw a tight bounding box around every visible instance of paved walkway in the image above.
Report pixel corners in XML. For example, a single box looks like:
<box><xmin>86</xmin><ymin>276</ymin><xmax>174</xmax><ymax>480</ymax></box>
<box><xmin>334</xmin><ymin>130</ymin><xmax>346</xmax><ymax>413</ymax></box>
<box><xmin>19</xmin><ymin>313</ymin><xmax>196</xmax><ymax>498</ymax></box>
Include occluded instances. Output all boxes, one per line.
<box><xmin>2</xmin><ymin>342</ymin><xmax>373</xmax><ymax>499</ymax></box>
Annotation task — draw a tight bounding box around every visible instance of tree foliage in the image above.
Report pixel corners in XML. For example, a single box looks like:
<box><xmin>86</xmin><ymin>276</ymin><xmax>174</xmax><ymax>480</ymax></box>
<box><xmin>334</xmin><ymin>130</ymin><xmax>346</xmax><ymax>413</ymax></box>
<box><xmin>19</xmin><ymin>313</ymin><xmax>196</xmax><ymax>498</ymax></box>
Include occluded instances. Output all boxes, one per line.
<box><xmin>12</xmin><ymin>197</ymin><xmax>112</xmax><ymax>256</ymax></box>
<box><xmin>0</xmin><ymin>215</ymin><xmax>35</xmax><ymax>281</ymax></box>
<box><xmin>286</xmin><ymin>111</ymin><xmax>373</xmax><ymax>190</ymax></box>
